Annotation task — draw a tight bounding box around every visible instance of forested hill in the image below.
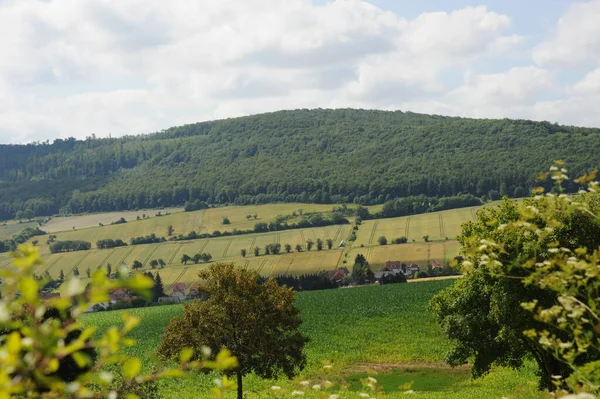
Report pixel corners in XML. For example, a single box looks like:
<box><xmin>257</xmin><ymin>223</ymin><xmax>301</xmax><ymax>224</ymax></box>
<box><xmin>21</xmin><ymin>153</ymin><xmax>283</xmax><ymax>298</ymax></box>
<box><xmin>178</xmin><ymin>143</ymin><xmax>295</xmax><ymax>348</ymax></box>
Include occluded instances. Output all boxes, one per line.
<box><xmin>1</xmin><ymin>108</ymin><xmax>599</xmax><ymax>219</ymax></box>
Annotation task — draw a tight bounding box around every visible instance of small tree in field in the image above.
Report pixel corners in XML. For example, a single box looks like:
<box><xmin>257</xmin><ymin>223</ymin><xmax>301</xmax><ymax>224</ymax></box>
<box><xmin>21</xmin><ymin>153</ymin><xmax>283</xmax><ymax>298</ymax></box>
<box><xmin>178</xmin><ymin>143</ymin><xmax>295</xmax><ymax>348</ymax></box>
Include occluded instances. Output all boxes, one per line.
<box><xmin>326</xmin><ymin>238</ymin><xmax>333</xmax><ymax>249</ymax></box>
<box><xmin>254</xmin><ymin>247</ymin><xmax>260</xmax><ymax>256</ymax></box>
<box><xmin>423</xmin><ymin>235</ymin><xmax>430</xmax><ymax>242</ymax></box>
<box><xmin>285</xmin><ymin>243</ymin><xmax>292</xmax><ymax>253</ymax></box>
<box><xmin>295</xmin><ymin>244</ymin><xmax>303</xmax><ymax>252</ymax></box>
<box><xmin>181</xmin><ymin>254</ymin><xmax>191</xmax><ymax>265</ymax></box>
<box><xmin>306</xmin><ymin>240</ymin><xmax>314</xmax><ymax>251</ymax></box>
<box><xmin>132</xmin><ymin>260</ymin><xmax>143</xmax><ymax>270</ymax></box>
<box><xmin>158</xmin><ymin>258</ymin><xmax>166</xmax><ymax>268</ymax></box>
<box><xmin>241</xmin><ymin>249</ymin><xmax>247</xmax><ymax>258</ymax></box>
<box><xmin>378</xmin><ymin>236</ymin><xmax>388</xmax><ymax>245</ymax></box>
<box><xmin>316</xmin><ymin>238</ymin><xmax>323</xmax><ymax>251</ymax></box>
<box><xmin>150</xmin><ymin>259</ymin><xmax>159</xmax><ymax>269</ymax></box>
<box><xmin>167</xmin><ymin>224</ymin><xmax>174</xmax><ymax>236</ymax></box>
<box><xmin>157</xmin><ymin>263</ymin><xmax>308</xmax><ymax>399</ymax></box>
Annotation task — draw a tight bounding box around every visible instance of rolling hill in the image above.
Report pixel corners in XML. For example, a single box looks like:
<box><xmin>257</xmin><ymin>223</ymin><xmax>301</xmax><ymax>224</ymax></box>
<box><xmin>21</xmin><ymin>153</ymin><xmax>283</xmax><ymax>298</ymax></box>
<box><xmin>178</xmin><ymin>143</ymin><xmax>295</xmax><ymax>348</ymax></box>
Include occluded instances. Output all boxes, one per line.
<box><xmin>1</xmin><ymin>109</ymin><xmax>599</xmax><ymax>220</ymax></box>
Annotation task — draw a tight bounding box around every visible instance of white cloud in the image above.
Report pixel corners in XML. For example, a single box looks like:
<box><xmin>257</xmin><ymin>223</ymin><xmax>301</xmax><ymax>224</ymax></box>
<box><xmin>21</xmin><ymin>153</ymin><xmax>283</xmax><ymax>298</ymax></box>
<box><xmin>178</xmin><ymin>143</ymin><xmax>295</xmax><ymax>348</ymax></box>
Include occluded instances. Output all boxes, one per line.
<box><xmin>533</xmin><ymin>0</ymin><xmax>600</xmax><ymax>67</ymax></box>
<box><xmin>13</xmin><ymin>0</ymin><xmax>600</xmax><ymax>144</ymax></box>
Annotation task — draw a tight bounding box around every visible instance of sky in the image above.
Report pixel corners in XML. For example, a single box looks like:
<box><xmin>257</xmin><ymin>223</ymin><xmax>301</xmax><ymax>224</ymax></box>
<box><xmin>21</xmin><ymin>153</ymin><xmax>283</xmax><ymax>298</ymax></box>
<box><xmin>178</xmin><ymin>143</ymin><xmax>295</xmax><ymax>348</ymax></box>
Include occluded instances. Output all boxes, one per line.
<box><xmin>1</xmin><ymin>0</ymin><xmax>600</xmax><ymax>144</ymax></box>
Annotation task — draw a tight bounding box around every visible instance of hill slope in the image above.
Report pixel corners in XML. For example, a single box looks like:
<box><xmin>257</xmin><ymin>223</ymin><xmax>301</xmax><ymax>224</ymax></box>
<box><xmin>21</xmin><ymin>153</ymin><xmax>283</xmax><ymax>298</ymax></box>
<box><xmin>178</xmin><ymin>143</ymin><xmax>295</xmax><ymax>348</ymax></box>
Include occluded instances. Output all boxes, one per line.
<box><xmin>1</xmin><ymin>108</ymin><xmax>599</xmax><ymax>219</ymax></box>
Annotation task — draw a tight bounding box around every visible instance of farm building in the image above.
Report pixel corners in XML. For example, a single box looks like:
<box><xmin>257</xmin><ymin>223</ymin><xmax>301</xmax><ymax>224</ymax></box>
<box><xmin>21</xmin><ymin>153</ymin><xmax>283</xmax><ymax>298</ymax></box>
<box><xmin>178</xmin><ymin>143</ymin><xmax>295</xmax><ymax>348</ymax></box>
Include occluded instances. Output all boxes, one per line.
<box><xmin>405</xmin><ymin>264</ymin><xmax>421</xmax><ymax>276</ymax></box>
<box><xmin>384</xmin><ymin>261</ymin><xmax>404</xmax><ymax>273</ymax></box>
<box><xmin>159</xmin><ymin>296</ymin><xmax>180</xmax><ymax>304</ymax></box>
<box><xmin>327</xmin><ymin>267</ymin><xmax>349</xmax><ymax>282</ymax></box>
<box><xmin>171</xmin><ymin>290</ymin><xmax>186</xmax><ymax>302</ymax></box>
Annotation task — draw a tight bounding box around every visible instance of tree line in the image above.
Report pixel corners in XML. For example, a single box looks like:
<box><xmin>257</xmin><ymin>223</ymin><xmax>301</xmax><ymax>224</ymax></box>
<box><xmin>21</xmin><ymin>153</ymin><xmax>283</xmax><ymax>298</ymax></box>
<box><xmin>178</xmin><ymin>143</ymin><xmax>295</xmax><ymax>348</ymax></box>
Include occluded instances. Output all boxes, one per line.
<box><xmin>1</xmin><ymin>109</ymin><xmax>599</xmax><ymax>220</ymax></box>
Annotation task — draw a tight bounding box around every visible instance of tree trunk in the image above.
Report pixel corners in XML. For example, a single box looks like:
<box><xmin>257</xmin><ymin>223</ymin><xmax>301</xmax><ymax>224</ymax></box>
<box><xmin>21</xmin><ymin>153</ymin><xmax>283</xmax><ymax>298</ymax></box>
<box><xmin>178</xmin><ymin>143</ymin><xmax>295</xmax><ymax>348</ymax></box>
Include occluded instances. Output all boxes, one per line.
<box><xmin>237</xmin><ymin>371</ymin><xmax>243</xmax><ymax>399</ymax></box>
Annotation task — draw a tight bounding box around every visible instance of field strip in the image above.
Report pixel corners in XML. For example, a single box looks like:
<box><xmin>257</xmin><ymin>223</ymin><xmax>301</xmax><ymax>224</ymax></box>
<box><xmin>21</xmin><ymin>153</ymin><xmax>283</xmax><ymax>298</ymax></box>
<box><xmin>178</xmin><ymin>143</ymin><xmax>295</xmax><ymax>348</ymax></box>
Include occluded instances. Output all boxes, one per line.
<box><xmin>243</xmin><ymin>260</ymin><xmax>249</xmax><ymax>268</ymax></box>
<box><xmin>98</xmin><ymin>248</ymin><xmax>116</xmax><ymax>268</ymax></box>
<box><xmin>43</xmin><ymin>254</ymin><xmax>64</xmax><ymax>274</ymax></box>
<box><xmin>276</xmin><ymin>233</ymin><xmax>281</xmax><ymax>244</ymax></box>
<box><xmin>195</xmin><ymin>210</ymin><xmax>205</xmax><ymax>230</ymax></box>
<box><xmin>405</xmin><ymin>217</ymin><xmax>411</xmax><ymax>239</ymax></box>
<box><xmin>116</xmin><ymin>247</ymin><xmax>135</xmax><ymax>267</ymax></box>
<box><xmin>365</xmin><ymin>247</ymin><xmax>373</xmax><ymax>262</ymax></box>
<box><xmin>257</xmin><ymin>259</ymin><xmax>268</xmax><ymax>274</ymax></box>
<box><xmin>222</xmin><ymin>240</ymin><xmax>233</xmax><ymax>258</ymax></box>
<box><xmin>248</xmin><ymin>236</ymin><xmax>256</xmax><ymax>252</ymax></box>
<box><xmin>142</xmin><ymin>244</ymin><xmax>161</xmax><ymax>266</ymax></box>
<box><xmin>300</xmin><ymin>231</ymin><xmax>306</xmax><ymax>246</ymax></box>
<box><xmin>168</xmin><ymin>267</ymin><xmax>189</xmax><ymax>291</ymax></box>
<box><xmin>335</xmin><ymin>249</ymin><xmax>345</xmax><ymax>268</ymax></box>
<box><xmin>471</xmin><ymin>207</ymin><xmax>477</xmax><ymax>221</ymax></box>
<box><xmin>368</xmin><ymin>221</ymin><xmax>379</xmax><ymax>244</ymax></box>
<box><xmin>197</xmin><ymin>239</ymin><xmax>209</xmax><ymax>254</ymax></box>
<box><xmin>68</xmin><ymin>251</ymin><xmax>91</xmax><ymax>277</ymax></box>
<box><xmin>439</xmin><ymin>214</ymin><xmax>445</xmax><ymax>238</ymax></box>
<box><xmin>167</xmin><ymin>244</ymin><xmax>182</xmax><ymax>265</ymax></box>
<box><xmin>332</xmin><ymin>225</ymin><xmax>342</xmax><ymax>243</ymax></box>
<box><xmin>283</xmin><ymin>257</ymin><xmax>294</xmax><ymax>275</ymax></box>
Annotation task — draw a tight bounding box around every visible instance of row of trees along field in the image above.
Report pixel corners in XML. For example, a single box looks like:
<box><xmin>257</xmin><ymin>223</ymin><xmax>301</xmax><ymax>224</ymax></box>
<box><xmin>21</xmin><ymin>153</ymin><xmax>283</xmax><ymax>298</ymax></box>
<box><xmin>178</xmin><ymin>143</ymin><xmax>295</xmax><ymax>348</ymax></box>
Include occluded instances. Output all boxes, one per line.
<box><xmin>1</xmin><ymin>109</ymin><xmax>599</xmax><ymax>219</ymax></box>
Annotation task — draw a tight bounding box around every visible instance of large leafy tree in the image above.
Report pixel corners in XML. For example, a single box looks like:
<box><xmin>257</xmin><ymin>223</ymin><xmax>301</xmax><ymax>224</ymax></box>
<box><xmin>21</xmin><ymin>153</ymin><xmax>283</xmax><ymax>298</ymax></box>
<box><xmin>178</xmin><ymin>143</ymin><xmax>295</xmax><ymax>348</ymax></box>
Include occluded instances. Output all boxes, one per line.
<box><xmin>157</xmin><ymin>262</ymin><xmax>308</xmax><ymax>399</ymax></box>
<box><xmin>430</xmin><ymin>187</ymin><xmax>600</xmax><ymax>390</ymax></box>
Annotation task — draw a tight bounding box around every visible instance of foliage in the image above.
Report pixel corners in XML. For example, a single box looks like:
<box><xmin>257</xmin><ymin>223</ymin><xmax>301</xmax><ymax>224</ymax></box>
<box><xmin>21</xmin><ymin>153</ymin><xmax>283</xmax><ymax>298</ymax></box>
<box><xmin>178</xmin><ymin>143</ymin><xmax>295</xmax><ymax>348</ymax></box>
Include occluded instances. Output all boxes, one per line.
<box><xmin>378</xmin><ymin>236</ymin><xmax>388</xmax><ymax>245</ymax></box>
<box><xmin>392</xmin><ymin>237</ymin><xmax>408</xmax><ymax>244</ymax></box>
<box><xmin>49</xmin><ymin>240</ymin><xmax>91</xmax><ymax>253</ymax></box>
<box><xmin>157</xmin><ymin>263</ymin><xmax>308</xmax><ymax>399</ymax></box>
<box><xmin>429</xmin><ymin>163</ymin><xmax>600</xmax><ymax>392</ymax></box>
<box><xmin>274</xmin><ymin>273</ymin><xmax>338</xmax><ymax>291</ymax></box>
<box><xmin>130</xmin><ymin>234</ymin><xmax>166</xmax><ymax>245</ymax></box>
<box><xmin>96</xmin><ymin>238</ymin><xmax>127</xmax><ymax>249</ymax></box>
<box><xmin>0</xmin><ymin>226</ymin><xmax>46</xmax><ymax>253</ymax></box>
<box><xmin>3</xmin><ymin>109</ymin><xmax>600</xmax><ymax>220</ymax></box>
<box><xmin>0</xmin><ymin>245</ymin><xmax>237</xmax><ymax>398</ymax></box>
<box><xmin>351</xmin><ymin>254</ymin><xmax>374</xmax><ymax>285</ymax></box>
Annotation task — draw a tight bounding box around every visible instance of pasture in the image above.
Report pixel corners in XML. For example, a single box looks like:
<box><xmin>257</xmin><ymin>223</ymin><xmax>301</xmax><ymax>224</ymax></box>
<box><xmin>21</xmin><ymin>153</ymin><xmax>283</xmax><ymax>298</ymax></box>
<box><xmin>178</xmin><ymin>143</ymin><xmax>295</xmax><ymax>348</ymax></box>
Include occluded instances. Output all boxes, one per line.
<box><xmin>0</xmin><ymin>220</ymin><xmax>37</xmax><ymax>239</ymax></box>
<box><xmin>81</xmin><ymin>280</ymin><xmax>544</xmax><ymax>399</ymax></box>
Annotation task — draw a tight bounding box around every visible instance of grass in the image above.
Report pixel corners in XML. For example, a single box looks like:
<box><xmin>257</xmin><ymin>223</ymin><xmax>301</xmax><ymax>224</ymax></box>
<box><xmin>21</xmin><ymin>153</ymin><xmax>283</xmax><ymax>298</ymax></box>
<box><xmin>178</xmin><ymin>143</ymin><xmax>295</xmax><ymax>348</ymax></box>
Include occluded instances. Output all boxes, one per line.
<box><xmin>0</xmin><ymin>220</ymin><xmax>37</xmax><ymax>240</ymax></box>
<box><xmin>81</xmin><ymin>280</ymin><xmax>546</xmax><ymax>399</ymax></box>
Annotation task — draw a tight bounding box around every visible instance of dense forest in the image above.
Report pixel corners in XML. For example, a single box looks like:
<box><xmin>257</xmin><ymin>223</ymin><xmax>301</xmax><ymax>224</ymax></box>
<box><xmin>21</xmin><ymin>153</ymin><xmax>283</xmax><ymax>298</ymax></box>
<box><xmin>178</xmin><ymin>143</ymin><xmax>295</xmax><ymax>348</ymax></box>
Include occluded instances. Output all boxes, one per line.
<box><xmin>1</xmin><ymin>108</ymin><xmax>599</xmax><ymax>220</ymax></box>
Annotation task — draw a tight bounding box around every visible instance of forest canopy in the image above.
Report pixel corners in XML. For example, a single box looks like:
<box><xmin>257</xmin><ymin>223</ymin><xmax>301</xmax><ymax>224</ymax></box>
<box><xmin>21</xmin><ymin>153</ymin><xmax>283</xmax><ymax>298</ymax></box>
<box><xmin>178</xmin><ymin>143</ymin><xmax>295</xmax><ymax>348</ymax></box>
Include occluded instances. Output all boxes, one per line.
<box><xmin>1</xmin><ymin>108</ymin><xmax>599</xmax><ymax>219</ymax></box>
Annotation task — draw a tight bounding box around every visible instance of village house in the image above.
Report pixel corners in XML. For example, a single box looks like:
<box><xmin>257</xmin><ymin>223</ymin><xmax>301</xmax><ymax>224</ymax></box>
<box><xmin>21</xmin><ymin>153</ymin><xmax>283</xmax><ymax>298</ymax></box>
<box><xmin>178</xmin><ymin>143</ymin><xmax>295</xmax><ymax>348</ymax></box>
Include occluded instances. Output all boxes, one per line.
<box><xmin>383</xmin><ymin>261</ymin><xmax>404</xmax><ymax>273</ymax></box>
<box><xmin>327</xmin><ymin>267</ymin><xmax>349</xmax><ymax>282</ymax></box>
<box><xmin>171</xmin><ymin>282</ymin><xmax>187</xmax><ymax>301</ymax></box>
<box><xmin>405</xmin><ymin>264</ymin><xmax>421</xmax><ymax>277</ymax></box>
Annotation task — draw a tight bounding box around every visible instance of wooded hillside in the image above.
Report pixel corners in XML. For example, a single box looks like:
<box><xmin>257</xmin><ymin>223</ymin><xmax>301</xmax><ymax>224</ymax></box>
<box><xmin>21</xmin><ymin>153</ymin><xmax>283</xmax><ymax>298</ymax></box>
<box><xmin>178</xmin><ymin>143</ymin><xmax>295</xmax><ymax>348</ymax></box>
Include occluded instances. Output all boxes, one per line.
<box><xmin>1</xmin><ymin>108</ymin><xmax>599</xmax><ymax>219</ymax></box>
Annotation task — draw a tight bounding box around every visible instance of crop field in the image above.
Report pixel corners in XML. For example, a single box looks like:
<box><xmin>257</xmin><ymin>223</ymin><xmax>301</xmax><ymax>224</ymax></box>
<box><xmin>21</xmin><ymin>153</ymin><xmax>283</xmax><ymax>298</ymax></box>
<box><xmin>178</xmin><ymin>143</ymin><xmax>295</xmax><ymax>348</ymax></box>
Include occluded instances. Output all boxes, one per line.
<box><xmin>30</xmin><ymin>203</ymin><xmax>358</xmax><ymax>254</ymax></box>
<box><xmin>81</xmin><ymin>280</ymin><xmax>543</xmax><ymax>399</ymax></box>
<box><xmin>346</xmin><ymin>241</ymin><xmax>462</xmax><ymax>270</ymax></box>
<box><xmin>353</xmin><ymin>206</ymin><xmax>481</xmax><ymax>247</ymax></box>
<box><xmin>42</xmin><ymin>208</ymin><xmax>185</xmax><ymax>233</ymax></box>
<box><xmin>18</xmin><ymin>224</ymin><xmax>350</xmax><ymax>283</ymax></box>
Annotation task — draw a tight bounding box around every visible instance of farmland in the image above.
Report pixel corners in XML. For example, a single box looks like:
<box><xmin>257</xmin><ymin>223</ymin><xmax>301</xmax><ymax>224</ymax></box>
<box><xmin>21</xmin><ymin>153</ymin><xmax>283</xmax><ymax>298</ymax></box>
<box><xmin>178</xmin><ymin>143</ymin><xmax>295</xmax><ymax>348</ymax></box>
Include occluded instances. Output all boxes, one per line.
<box><xmin>29</xmin><ymin>202</ymin><xmax>356</xmax><ymax>254</ymax></box>
<box><xmin>0</xmin><ymin>220</ymin><xmax>37</xmax><ymax>239</ymax></box>
<box><xmin>82</xmin><ymin>280</ymin><xmax>544</xmax><ymax>399</ymax></box>
<box><xmin>3</xmin><ymin>202</ymin><xmax>505</xmax><ymax>289</ymax></box>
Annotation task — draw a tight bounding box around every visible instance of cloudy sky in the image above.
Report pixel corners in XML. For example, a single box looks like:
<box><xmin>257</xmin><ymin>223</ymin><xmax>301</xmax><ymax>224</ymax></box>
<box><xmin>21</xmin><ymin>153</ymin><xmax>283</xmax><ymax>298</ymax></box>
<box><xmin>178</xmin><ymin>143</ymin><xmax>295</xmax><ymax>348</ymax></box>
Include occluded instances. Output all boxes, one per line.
<box><xmin>1</xmin><ymin>0</ymin><xmax>600</xmax><ymax>143</ymax></box>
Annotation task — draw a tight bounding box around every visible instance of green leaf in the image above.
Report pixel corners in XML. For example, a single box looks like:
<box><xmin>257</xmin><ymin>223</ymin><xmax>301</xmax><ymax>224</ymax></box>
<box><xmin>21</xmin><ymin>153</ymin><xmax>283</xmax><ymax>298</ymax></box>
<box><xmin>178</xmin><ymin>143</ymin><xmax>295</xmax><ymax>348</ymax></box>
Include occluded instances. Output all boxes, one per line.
<box><xmin>179</xmin><ymin>347</ymin><xmax>194</xmax><ymax>363</ymax></box>
<box><xmin>122</xmin><ymin>358</ymin><xmax>142</xmax><ymax>379</ymax></box>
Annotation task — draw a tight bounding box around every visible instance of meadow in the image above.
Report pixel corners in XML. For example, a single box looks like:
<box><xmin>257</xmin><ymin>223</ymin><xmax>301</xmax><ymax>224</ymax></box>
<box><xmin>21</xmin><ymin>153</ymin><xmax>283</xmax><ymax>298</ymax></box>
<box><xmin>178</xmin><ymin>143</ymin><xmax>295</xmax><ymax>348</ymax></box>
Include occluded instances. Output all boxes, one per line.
<box><xmin>82</xmin><ymin>280</ymin><xmax>545</xmax><ymax>399</ymax></box>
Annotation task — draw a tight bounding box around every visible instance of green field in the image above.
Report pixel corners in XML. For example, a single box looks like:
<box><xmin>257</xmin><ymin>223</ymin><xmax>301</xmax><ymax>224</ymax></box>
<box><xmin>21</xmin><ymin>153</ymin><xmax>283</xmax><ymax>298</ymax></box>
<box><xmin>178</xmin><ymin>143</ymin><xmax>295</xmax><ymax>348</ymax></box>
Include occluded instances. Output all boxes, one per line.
<box><xmin>81</xmin><ymin>280</ymin><xmax>544</xmax><ymax>399</ymax></box>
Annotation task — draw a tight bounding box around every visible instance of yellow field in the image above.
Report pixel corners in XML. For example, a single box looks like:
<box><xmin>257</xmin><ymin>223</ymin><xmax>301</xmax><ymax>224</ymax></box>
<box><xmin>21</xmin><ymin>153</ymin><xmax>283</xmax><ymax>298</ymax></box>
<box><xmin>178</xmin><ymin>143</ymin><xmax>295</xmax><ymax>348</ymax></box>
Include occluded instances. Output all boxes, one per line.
<box><xmin>346</xmin><ymin>241</ymin><xmax>462</xmax><ymax>271</ymax></box>
<box><xmin>42</xmin><ymin>208</ymin><xmax>185</xmax><ymax>233</ymax></box>
<box><xmin>30</xmin><ymin>203</ymin><xmax>360</xmax><ymax>254</ymax></box>
<box><xmin>0</xmin><ymin>202</ymin><xmax>512</xmax><ymax>290</ymax></box>
<box><xmin>0</xmin><ymin>220</ymin><xmax>39</xmax><ymax>240</ymax></box>
<box><xmin>354</xmin><ymin>206</ymin><xmax>482</xmax><ymax>246</ymax></box>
